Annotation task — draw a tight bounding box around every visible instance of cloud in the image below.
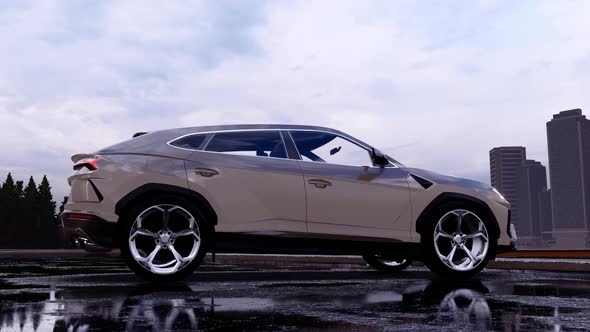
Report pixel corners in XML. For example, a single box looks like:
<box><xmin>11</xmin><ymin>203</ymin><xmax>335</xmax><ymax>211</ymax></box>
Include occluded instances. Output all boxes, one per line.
<box><xmin>1</xmin><ymin>0</ymin><xmax>590</xmax><ymax>200</ymax></box>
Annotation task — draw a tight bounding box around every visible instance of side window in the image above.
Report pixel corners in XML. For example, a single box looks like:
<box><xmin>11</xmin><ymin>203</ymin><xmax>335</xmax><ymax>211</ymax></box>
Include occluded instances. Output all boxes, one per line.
<box><xmin>205</xmin><ymin>131</ymin><xmax>287</xmax><ymax>159</ymax></box>
<box><xmin>170</xmin><ymin>134</ymin><xmax>207</xmax><ymax>150</ymax></box>
<box><xmin>290</xmin><ymin>131</ymin><xmax>372</xmax><ymax>166</ymax></box>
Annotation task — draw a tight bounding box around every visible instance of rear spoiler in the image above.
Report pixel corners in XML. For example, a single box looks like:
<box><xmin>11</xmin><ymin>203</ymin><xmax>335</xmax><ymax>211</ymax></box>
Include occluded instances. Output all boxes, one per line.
<box><xmin>71</xmin><ymin>153</ymin><xmax>96</xmax><ymax>163</ymax></box>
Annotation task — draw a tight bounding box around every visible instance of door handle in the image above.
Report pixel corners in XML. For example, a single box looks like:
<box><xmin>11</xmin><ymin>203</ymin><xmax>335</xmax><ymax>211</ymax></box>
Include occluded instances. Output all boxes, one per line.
<box><xmin>308</xmin><ymin>179</ymin><xmax>332</xmax><ymax>189</ymax></box>
<box><xmin>192</xmin><ymin>168</ymin><xmax>219</xmax><ymax>177</ymax></box>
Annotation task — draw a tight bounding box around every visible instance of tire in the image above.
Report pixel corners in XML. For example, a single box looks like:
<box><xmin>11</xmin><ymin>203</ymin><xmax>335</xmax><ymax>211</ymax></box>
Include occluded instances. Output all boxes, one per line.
<box><xmin>421</xmin><ymin>201</ymin><xmax>497</xmax><ymax>279</ymax></box>
<box><xmin>119</xmin><ymin>194</ymin><xmax>209</xmax><ymax>282</ymax></box>
<box><xmin>363</xmin><ymin>254</ymin><xmax>413</xmax><ymax>273</ymax></box>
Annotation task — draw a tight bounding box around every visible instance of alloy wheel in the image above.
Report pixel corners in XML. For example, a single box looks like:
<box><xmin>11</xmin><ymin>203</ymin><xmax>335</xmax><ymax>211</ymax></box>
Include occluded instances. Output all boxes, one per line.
<box><xmin>433</xmin><ymin>209</ymin><xmax>489</xmax><ymax>272</ymax></box>
<box><xmin>128</xmin><ymin>204</ymin><xmax>201</xmax><ymax>275</ymax></box>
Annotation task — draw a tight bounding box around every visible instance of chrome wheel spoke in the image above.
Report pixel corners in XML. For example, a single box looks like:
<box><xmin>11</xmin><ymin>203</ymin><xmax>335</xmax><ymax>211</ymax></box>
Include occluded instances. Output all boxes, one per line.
<box><xmin>464</xmin><ymin>231</ymin><xmax>488</xmax><ymax>241</ymax></box>
<box><xmin>455</xmin><ymin>212</ymin><xmax>463</xmax><ymax>233</ymax></box>
<box><xmin>462</xmin><ymin>245</ymin><xmax>476</xmax><ymax>263</ymax></box>
<box><xmin>435</xmin><ymin>230</ymin><xmax>453</xmax><ymax>240</ymax></box>
<box><xmin>475</xmin><ymin>249</ymin><xmax>487</xmax><ymax>260</ymax></box>
<box><xmin>174</xmin><ymin>228</ymin><xmax>200</xmax><ymax>241</ymax></box>
<box><xmin>162</xmin><ymin>208</ymin><xmax>170</xmax><ymax>229</ymax></box>
<box><xmin>445</xmin><ymin>245</ymin><xmax>457</xmax><ymax>262</ymax></box>
<box><xmin>130</xmin><ymin>227</ymin><xmax>157</xmax><ymax>241</ymax></box>
<box><xmin>169</xmin><ymin>244</ymin><xmax>185</xmax><ymax>264</ymax></box>
<box><xmin>138</xmin><ymin>244</ymin><xmax>161</xmax><ymax>263</ymax></box>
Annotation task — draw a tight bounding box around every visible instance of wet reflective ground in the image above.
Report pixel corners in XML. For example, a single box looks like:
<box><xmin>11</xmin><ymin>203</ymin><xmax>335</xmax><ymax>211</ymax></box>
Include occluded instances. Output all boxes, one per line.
<box><xmin>2</xmin><ymin>257</ymin><xmax>590</xmax><ymax>331</ymax></box>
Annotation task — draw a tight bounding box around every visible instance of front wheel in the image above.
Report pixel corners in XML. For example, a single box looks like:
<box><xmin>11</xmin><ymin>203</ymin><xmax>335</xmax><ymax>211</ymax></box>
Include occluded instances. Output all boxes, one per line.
<box><xmin>363</xmin><ymin>254</ymin><xmax>413</xmax><ymax>273</ymax></box>
<box><xmin>119</xmin><ymin>195</ymin><xmax>209</xmax><ymax>282</ymax></box>
<box><xmin>422</xmin><ymin>202</ymin><xmax>496</xmax><ymax>279</ymax></box>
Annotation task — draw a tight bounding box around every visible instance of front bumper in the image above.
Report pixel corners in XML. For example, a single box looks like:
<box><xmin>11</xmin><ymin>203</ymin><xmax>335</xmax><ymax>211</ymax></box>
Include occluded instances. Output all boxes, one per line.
<box><xmin>496</xmin><ymin>223</ymin><xmax>518</xmax><ymax>255</ymax></box>
<box><xmin>60</xmin><ymin>213</ymin><xmax>116</xmax><ymax>250</ymax></box>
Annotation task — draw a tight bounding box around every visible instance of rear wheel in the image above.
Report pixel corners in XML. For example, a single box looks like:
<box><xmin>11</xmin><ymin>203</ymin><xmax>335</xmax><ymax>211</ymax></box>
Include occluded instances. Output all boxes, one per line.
<box><xmin>422</xmin><ymin>202</ymin><xmax>496</xmax><ymax>279</ymax></box>
<box><xmin>119</xmin><ymin>195</ymin><xmax>209</xmax><ymax>282</ymax></box>
<box><xmin>363</xmin><ymin>254</ymin><xmax>413</xmax><ymax>273</ymax></box>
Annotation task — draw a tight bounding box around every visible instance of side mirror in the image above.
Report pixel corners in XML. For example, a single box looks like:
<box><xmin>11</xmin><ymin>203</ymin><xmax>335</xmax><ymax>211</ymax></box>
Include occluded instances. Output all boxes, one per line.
<box><xmin>371</xmin><ymin>148</ymin><xmax>389</xmax><ymax>167</ymax></box>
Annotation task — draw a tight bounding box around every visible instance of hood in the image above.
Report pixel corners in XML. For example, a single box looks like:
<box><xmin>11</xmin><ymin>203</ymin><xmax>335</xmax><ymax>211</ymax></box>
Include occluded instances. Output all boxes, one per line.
<box><xmin>403</xmin><ymin>167</ymin><xmax>493</xmax><ymax>192</ymax></box>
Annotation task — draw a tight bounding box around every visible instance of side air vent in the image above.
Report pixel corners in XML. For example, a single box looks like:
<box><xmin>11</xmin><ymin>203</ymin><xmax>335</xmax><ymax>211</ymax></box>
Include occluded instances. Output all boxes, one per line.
<box><xmin>410</xmin><ymin>174</ymin><xmax>433</xmax><ymax>189</ymax></box>
<box><xmin>133</xmin><ymin>132</ymin><xmax>148</xmax><ymax>138</ymax></box>
<box><xmin>88</xmin><ymin>179</ymin><xmax>104</xmax><ymax>201</ymax></box>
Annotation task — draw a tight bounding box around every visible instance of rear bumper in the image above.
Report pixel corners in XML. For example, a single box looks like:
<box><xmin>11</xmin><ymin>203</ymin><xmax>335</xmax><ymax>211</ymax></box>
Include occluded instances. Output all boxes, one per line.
<box><xmin>60</xmin><ymin>213</ymin><xmax>116</xmax><ymax>249</ymax></box>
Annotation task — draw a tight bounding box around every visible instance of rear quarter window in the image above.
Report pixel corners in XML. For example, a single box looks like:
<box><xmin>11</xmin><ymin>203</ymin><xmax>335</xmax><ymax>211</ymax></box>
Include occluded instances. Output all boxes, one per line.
<box><xmin>169</xmin><ymin>134</ymin><xmax>208</xmax><ymax>150</ymax></box>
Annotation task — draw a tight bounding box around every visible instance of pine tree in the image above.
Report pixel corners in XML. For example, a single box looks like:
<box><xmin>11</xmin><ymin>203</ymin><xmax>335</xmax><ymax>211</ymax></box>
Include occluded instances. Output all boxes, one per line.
<box><xmin>23</xmin><ymin>177</ymin><xmax>38</xmax><ymax>203</ymax></box>
<box><xmin>38</xmin><ymin>176</ymin><xmax>56</xmax><ymax>220</ymax></box>
<box><xmin>58</xmin><ymin>196</ymin><xmax>68</xmax><ymax>214</ymax></box>
<box><xmin>0</xmin><ymin>175</ymin><xmax>4</xmax><ymax>246</ymax></box>
<box><xmin>2</xmin><ymin>173</ymin><xmax>17</xmax><ymax>203</ymax></box>
<box><xmin>15</xmin><ymin>181</ymin><xmax>23</xmax><ymax>200</ymax></box>
<box><xmin>0</xmin><ymin>174</ymin><xmax>62</xmax><ymax>248</ymax></box>
<box><xmin>0</xmin><ymin>174</ymin><xmax>4</xmax><ymax>212</ymax></box>
<box><xmin>38</xmin><ymin>175</ymin><xmax>58</xmax><ymax>248</ymax></box>
<box><xmin>0</xmin><ymin>173</ymin><xmax>18</xmax><ymax>247</ymax></box>
<box><xmin>23</xmin><ymin>177</ymin><xmax>40</xmax><ymax>231</ymax></box>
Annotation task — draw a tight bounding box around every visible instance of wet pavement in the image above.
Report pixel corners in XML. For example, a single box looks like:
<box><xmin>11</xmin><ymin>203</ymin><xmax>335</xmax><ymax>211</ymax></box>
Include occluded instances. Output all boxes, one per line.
<box><xmin>1</xmin><ymin>257</ymin><xmax>590</xmax><ymax>331</ymax></box>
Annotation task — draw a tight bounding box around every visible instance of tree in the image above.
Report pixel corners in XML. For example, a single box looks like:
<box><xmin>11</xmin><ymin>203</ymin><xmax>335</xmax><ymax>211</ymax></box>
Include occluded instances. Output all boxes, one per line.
<box><xmin>1</xmin><ymin>173</ymin><xmax>17</xmax><ymax>203</ymax></box>
<box><xmin>38</xmin><ymin>175</ymin><xmax>58</xmax><ymax>247</ymax></box>
<box><xmin>23</xmin><ymin>177</ymin><xmax>40</xmax><ymax>231</ymax></box>
<box><xmin>58</xmin><ymin>196</ymin><xmax>68</xmax><ymax>214</ymax></box>
<box><xmin>0</xmin><ymin>173</ymin><xmax>19</xmax><ymax>247</ymax></box>
<box><xmin>0</xmin><ymin>173</ymin><xmax>63</xmax><ymax>248</ymax></box>
<box><xmin>23</xmin><ymin>177</ymin><xmax>38</xmax><ymax>203</ymax></box>
<box><xmin>38</xmin><ymin>176</ymin><xmax>56</xmax><ymax>219</ymax></box>
<box><xmin>15</xmin><ymin>181</ymin><xmax>23</xmax><ymax>200</ymax></box>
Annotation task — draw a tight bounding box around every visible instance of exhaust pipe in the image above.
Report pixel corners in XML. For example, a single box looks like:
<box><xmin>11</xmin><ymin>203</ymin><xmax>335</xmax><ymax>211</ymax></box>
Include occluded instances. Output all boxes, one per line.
<box><xmin>73</xmin><ymin>229</ymin><xmax>112</xmax><ymax>253</ymax></box>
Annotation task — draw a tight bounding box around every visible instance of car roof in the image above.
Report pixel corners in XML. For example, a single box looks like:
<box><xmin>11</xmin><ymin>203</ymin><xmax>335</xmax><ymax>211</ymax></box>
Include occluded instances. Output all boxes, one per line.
<box><xmin>170</xmin><ymin>124</ymin><xmax>342</xmax><ymax>134</ymax></box>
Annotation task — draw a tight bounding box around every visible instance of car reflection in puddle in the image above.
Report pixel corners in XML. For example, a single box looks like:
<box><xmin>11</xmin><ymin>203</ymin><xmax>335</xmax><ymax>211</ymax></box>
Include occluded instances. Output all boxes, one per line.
<box><xmin>1</xmin><ymin>276</ymin><xmax>589</xmax><ymax>331</ymax></box>
<box><xmin>401</xmin><ymin>279</ymin><xmax>493</xmax><ymax>330</ymax></box>
<box><xmin>0</xmin><ymin>283</ymin><xmax>364</xmax><ymax>331</ymax></box>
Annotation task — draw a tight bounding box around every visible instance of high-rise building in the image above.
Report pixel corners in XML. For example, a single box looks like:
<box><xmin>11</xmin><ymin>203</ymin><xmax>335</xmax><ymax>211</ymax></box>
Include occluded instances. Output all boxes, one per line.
<box><xmin>538</xmin><ymin>189</ymin><xmax>553</xmax><ymax>242</ymax></box>
<box><xmin>490</xmin><ymin>146</ymin><xmax>526</xmax><ymax>227</ymax></box>
<box><xmin>547</xmin><ymin>108</ymin><xmax>590</xmax><ymax>247</ymax></box>
<box><xmin>515</xmin><ymin>160</ymin><xmax>547</xmax><ymax>240</ymax></box>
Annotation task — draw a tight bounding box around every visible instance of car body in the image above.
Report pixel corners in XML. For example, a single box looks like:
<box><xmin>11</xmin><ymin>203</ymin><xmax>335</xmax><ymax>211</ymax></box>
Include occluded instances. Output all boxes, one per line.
<box><xmin>61</xmin><ymin>124</ymin><xmax>517</xmax><ymax>280</ymax></box>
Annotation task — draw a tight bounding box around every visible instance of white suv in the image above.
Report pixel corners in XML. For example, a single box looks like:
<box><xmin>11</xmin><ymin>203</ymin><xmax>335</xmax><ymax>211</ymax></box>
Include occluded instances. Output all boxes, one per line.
<box><xmin>60</xmin><ymin>124</ymin><xmax>516</xmax><ymax>281</ymax></box>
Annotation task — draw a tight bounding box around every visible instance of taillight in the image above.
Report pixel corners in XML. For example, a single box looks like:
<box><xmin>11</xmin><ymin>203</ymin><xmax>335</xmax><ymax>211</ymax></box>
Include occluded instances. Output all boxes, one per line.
<box><xmin>65</xmin><ymin>213</ymin><xmax>95</xmax><ymax>220</ymax></box>
<box><xmin>73</xmin><ymin>156</ymin><xmax>100</xmax><ymax>171</ymax></box>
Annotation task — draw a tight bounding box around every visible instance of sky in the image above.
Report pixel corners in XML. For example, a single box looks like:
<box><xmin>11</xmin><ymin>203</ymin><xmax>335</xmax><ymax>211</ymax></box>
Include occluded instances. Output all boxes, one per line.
<box><xmin>1</xmin><ymin>0</ymin><xmax>590</xmax><ymax>201</ymax></box>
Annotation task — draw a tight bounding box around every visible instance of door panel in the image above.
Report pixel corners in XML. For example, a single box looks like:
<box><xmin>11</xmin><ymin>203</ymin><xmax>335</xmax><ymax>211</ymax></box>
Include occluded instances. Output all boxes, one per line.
<box><xmin>299</xmin><ymin>161</ymin><xmax>412</xmax><ymax>240</ymax></box>
<box><xmin>186</xmin><ymin>152</ymin><xmax>306</xmax><ymax>233</ymax></box>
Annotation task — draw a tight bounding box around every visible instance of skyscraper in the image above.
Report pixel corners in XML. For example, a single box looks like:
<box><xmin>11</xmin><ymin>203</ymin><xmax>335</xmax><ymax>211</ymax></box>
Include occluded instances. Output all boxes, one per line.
<box><xmin>515</xmin><ymin>160</ymin><xmax>547</xmax><ymax>240</ymax></box>
<box><xmin>538</xmin><ymin>189</ymin><xmax>553</xmax><ymax>242</ymax></box>
<box><xmin>490</xmin><ymin>146</ymin><xmax>526</xmax><ymax>227</ymax></box>
<box><xmin>547</xmin><ymin>108</ymin><xmax>590</xmax><ymax>247</ymax></box>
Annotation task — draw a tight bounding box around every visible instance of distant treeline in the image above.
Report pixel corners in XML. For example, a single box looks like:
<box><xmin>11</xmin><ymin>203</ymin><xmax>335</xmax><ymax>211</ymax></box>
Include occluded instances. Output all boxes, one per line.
<box><xmin>0</xmin><ymin>173</ymin><xmax>64</xmax><ymax>248</ymax></box>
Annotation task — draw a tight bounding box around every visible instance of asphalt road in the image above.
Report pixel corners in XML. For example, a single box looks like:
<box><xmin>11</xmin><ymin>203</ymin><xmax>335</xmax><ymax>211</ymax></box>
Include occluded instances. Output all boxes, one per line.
<box><xmin>1</xmin><ymin>257</ymin><xmax>590</xmax><ymax>331</ymax></box>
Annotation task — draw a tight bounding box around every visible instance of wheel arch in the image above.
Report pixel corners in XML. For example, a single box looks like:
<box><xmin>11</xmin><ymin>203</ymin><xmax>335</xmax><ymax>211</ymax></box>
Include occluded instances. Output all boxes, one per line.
<box><xmin>115</xmin><ymin>183</ymin><xmax>218</xmax><ymax>228</ymax></box>
<box><xmin>415</xmin><ymin>192</ymin><xmax>501</xmax><ymax>239</ymax></box>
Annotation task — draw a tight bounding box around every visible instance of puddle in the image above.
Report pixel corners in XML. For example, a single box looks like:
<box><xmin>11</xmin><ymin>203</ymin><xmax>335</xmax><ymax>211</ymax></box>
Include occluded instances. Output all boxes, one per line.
<box><xmin>2</xmin><ymin>258</ymin><xmax>590</xmax><ymax>331</ymax></box>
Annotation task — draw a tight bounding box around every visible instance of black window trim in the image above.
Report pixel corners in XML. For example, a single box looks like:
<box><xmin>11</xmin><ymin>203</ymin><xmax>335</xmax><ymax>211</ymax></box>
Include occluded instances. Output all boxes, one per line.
<box><xmin>167</xmin><ymin>128</ymin><xmax>397</xmax><ymax>167</ymax></box>
<box><xmin>282</xmin><ymin>130</ymin><xmax>302</xmax><ymax>160</ymax></box>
